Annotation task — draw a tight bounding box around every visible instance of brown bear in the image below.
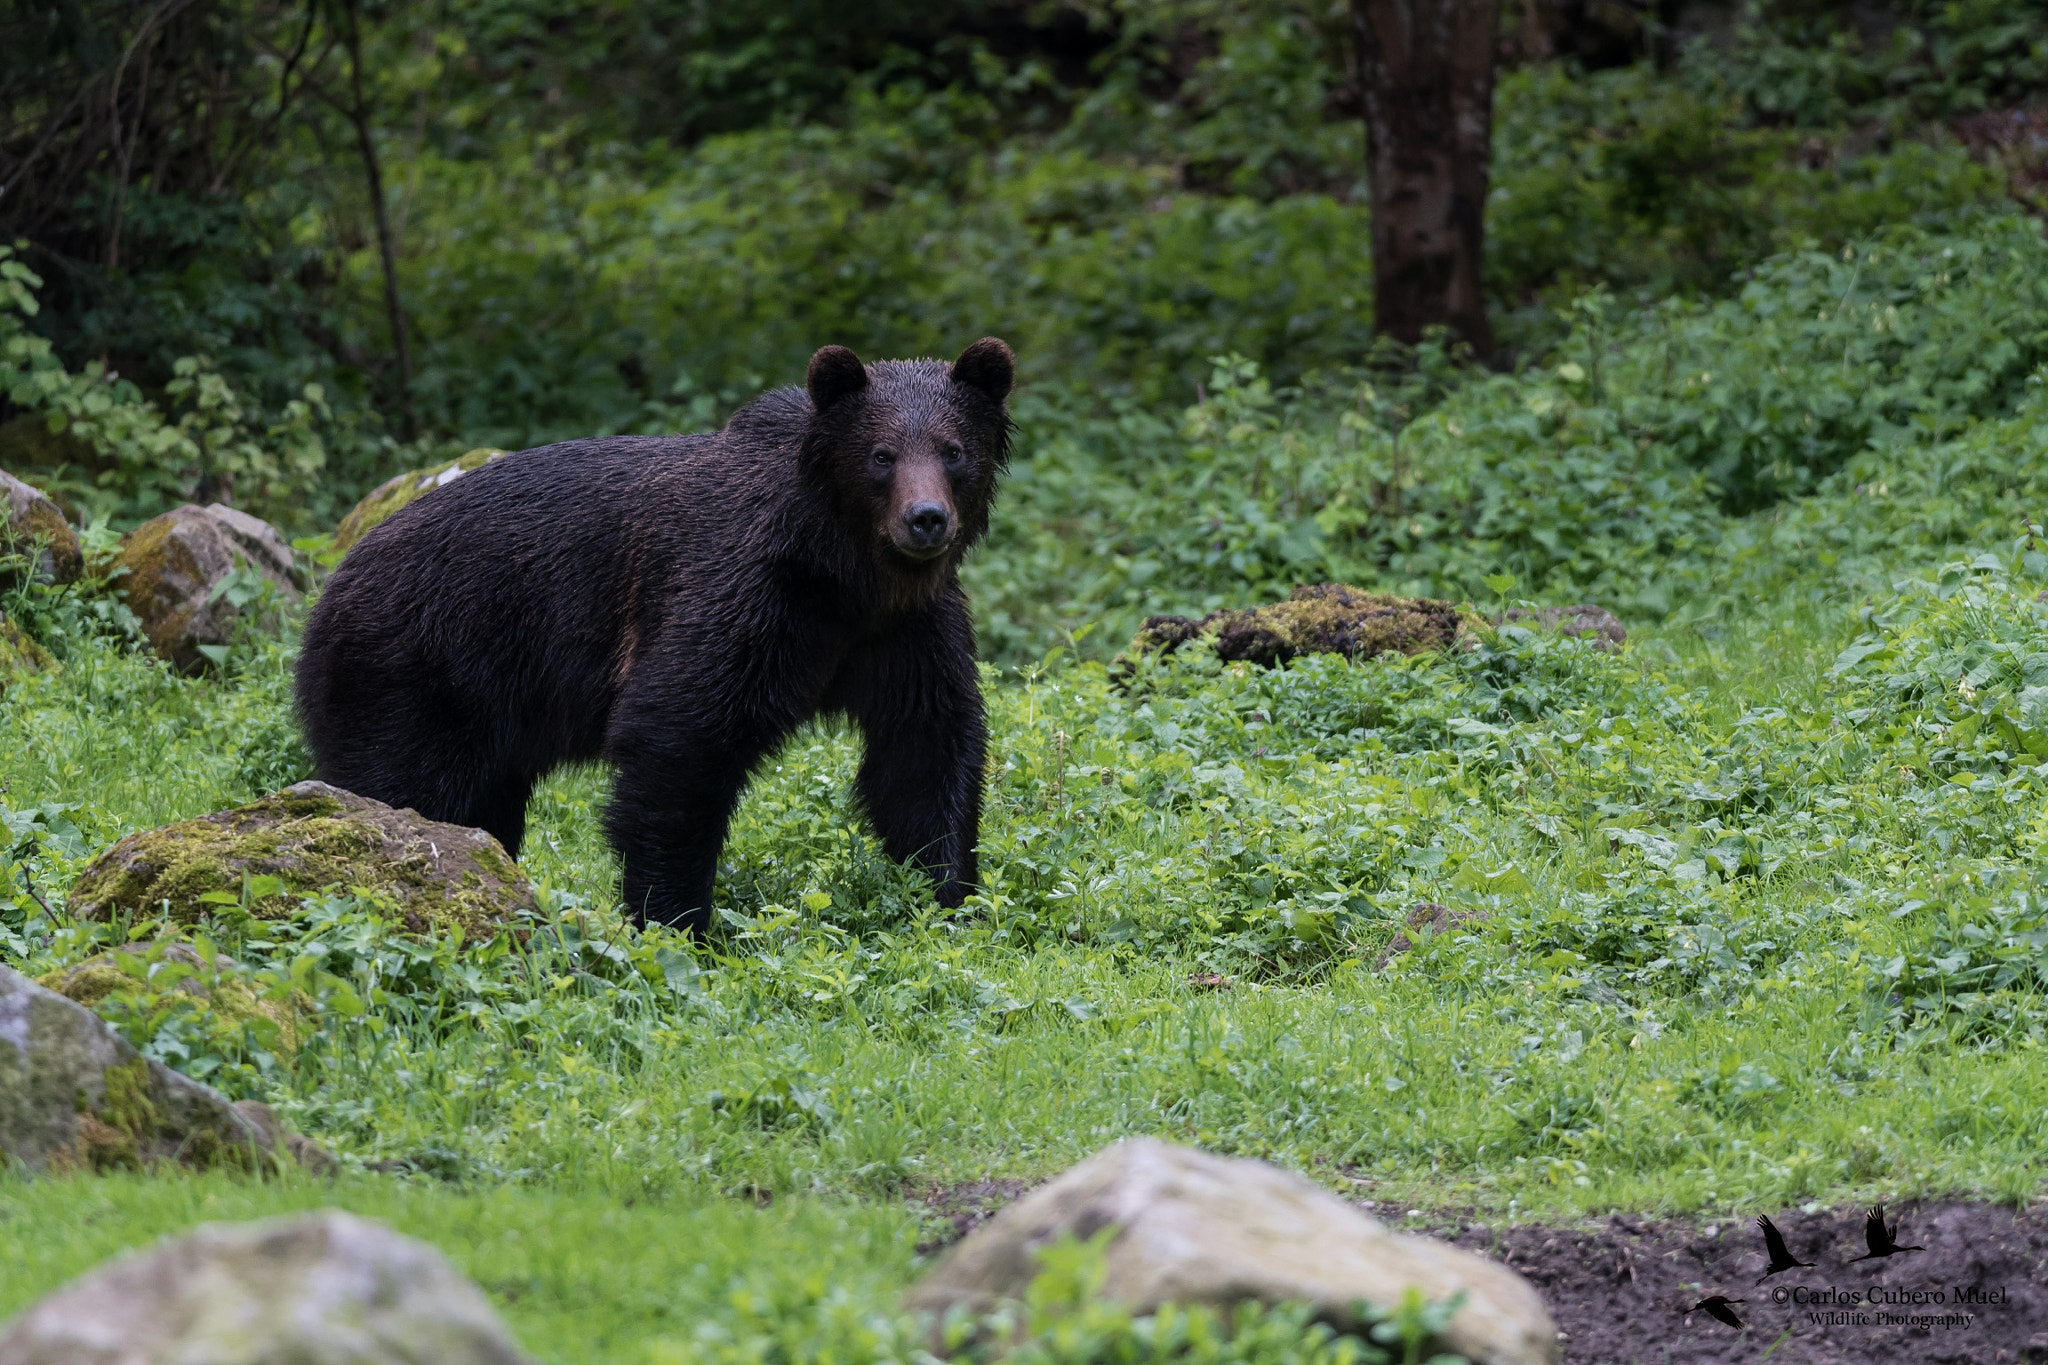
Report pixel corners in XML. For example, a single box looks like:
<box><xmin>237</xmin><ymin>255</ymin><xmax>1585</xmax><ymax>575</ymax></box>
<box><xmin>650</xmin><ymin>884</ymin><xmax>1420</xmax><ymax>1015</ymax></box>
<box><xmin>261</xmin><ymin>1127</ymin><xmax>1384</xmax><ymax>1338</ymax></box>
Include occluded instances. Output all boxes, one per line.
<box><xmin>294</xmin><ymin>339</ymin><xmax>1014</xmax><ymax>933</ymax></box>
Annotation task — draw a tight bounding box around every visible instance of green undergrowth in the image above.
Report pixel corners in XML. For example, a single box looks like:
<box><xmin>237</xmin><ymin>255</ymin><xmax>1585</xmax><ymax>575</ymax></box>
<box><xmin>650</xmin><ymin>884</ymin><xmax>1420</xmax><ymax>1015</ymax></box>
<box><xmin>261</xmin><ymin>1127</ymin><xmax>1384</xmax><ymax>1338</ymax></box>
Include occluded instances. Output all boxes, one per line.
<box><xmin>8</xmin><ymin>538</ymin><xmax>2048</xmax><ymax>1354</ymax></box>
<box><xmin>7</xmin><ymin>544</ymin><xmax>2048</xmax><ymax>1216</ymax></box>
<box><xmin>966</xmin><ymin>214</ymin><xmax>2048</xmax><ymax>661</ymax></box>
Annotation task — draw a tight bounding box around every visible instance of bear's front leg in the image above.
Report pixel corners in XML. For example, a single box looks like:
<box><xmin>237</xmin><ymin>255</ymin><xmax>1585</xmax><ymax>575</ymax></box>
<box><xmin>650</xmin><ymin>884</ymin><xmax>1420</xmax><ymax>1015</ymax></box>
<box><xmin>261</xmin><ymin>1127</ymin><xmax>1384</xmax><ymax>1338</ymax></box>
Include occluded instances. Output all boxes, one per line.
<box><xmin>845</xmin><ymin>597</ymin><xmax>987</xmax><ymax>907</ymax></box>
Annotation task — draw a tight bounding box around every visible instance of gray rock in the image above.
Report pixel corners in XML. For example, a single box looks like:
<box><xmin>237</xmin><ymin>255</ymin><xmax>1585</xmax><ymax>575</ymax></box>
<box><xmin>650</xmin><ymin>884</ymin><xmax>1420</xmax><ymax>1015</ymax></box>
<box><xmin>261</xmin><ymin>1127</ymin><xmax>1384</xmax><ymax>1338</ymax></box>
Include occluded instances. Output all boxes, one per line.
<box><xmin>1</xmin><ymin>469</ymin><xmax>81</xmax><ymax>587</ymax></box>
<box><xmin>1497</xmin><ymin>604</ymin><xmax>1626</xmax><ymax>650</ymax></box>
<box><xmin>1375</xmin><ymin>902</ymin><xmax>1491</xmax><ymax>970</ymax></box>
<box><xmin>113</xmin><ymin>503</ymin><xmax>305</xmax><ymax>673</ymax></box>
<box><xmin>906</xmin><ymin>1138</ymin><xmax>1559</xmax><ymax>1365</ymax></box>
<box><xmin>0</xmin><ymin>964</ymin><xmax>323</xmax><ymax>1173</ymax></box>
<box><xmin>0</xmin><ymin>1210</ymin><xmax>533</xmax><ymax>1365</ymax></box>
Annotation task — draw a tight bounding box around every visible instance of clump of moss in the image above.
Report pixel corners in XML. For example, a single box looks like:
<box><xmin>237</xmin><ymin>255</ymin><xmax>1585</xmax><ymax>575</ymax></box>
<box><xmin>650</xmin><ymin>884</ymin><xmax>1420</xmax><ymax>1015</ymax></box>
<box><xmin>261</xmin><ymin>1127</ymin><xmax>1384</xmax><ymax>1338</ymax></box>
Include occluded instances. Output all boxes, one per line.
<box><xmin>92</xmin><ymin>1058</ymin><xmax>160</xmax><ymax>1168</ymax></box>
<box><xmin>39</xmin><ymin>943</ymin><xmax>308</xmax><ymax>1054</ymax></box>
<box><xmin>36</xmin><ymin>960</ymin><xmax>137</xmax><ymax>1007</ymax></box>
<box><xmin>0</xmin><ymin>611</ymin><xmax>54</xmax><ymax>691</ymax></box>
<box><xmin>67</xmin><ymin>780</ymin><xmax>536</xmax><ymax>937</ymax></box>
<box><xmin>333</xmin><ymin>448</ymin><xmax>507</xmax><ymax>553</ymax></box>
<box><xmin>1121</xmin><ymin>584</ymin><xmax>1477</xmax><ymax>671</ymax></box>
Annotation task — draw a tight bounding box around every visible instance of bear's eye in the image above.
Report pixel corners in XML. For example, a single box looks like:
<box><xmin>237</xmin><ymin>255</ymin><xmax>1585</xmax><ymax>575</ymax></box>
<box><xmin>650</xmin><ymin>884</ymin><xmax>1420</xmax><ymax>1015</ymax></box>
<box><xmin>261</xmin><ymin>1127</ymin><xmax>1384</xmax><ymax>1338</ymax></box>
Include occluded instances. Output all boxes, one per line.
<box><xmin>942</xmin><ymin>442</ymin><xmax>965</xmax><ymax>467</ymax></box>
<box><xmin>871</xmin><ymin>446</ymin><xmax>895</xmax><ymax>468</ymax></box>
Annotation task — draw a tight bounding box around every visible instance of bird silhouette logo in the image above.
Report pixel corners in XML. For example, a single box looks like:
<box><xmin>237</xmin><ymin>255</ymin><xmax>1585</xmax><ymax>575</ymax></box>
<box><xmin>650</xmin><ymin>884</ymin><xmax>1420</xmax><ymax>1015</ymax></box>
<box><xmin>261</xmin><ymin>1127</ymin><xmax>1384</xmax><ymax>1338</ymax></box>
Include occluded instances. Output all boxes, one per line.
<box><xmin>1754</xmin><ymin>1214</ymin><xmax>1814</xmax><ymax>1283</ymax></box>
<box><xmin>1683</xmin><ymin>1295</ymin><xmax>1746</xmax><ymax>1329</ymax></box>
<box><xmin>1847</xmin><ymin>1204</ymin><xmax>1923</xmax><ymax>1262</ymax></box>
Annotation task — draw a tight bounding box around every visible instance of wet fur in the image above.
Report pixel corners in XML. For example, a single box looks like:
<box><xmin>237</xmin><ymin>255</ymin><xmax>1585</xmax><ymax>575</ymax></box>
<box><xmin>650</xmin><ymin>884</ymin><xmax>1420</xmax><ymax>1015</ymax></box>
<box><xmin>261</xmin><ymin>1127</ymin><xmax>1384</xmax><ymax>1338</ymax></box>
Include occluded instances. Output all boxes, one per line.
<box><xmin>295</xmin><ymin>342</ymin><xmax>1013</xmax><ymax>933</ymax></box>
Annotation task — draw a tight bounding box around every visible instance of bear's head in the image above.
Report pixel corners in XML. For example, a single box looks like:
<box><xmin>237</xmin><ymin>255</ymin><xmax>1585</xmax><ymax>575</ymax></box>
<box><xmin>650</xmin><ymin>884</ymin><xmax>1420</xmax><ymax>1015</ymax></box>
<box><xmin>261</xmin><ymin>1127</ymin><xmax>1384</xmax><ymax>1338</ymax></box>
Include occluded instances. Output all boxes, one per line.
<box><xmin>801</xmin><ymin>338</ymin><xmax>1014</xmax><ymax>580</ymax></box>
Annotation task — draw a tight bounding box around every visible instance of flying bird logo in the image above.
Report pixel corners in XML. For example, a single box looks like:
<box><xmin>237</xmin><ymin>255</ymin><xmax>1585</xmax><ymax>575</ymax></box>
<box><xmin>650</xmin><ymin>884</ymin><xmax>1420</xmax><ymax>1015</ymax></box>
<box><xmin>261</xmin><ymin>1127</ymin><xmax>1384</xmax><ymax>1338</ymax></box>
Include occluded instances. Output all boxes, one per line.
<box><xmin>1846</xmin><ymin>1205</ymin><xmax>1924</xmax><ymax>1263</ymax></box>
<box><xmin>1683</xmin><ymin>1295</ymin><xmax>1747</xmax><ymax>1329</ymax></box>
<box><xmin>1754</xmin><ymin>1214</ymin><xmax>1814</xmax><ymax>1283</ymax></box>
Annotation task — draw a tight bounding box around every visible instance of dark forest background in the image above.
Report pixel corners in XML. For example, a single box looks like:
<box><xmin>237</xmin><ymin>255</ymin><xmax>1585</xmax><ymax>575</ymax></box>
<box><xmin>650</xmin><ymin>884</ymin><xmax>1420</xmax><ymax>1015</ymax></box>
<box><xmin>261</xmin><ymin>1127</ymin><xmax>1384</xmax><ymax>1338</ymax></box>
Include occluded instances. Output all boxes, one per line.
<box><xmin>3</xmin><ymin>0</ymin><xmax>2047</xmax><ymax>657</ymax></box>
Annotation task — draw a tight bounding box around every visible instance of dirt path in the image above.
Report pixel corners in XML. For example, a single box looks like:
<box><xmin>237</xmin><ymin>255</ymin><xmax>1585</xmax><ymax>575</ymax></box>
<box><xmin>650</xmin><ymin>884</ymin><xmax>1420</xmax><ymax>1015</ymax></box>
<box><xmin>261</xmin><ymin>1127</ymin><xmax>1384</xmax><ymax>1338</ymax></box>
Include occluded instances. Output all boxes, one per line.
<box><xmin>1449</xmin><ymin>1202</ymin><xmax>2048</xmax><ymax>1364</ymax></box>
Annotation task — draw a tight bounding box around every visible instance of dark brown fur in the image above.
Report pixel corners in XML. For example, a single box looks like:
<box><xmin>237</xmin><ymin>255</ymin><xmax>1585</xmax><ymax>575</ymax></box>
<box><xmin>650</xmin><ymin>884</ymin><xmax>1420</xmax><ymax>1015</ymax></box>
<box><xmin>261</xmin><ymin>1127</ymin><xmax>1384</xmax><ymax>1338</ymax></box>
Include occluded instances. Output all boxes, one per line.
<box><xmin>295</xmin><ymin>340</ymin><xmax>1015</xmax><ymax>933</ymax></box>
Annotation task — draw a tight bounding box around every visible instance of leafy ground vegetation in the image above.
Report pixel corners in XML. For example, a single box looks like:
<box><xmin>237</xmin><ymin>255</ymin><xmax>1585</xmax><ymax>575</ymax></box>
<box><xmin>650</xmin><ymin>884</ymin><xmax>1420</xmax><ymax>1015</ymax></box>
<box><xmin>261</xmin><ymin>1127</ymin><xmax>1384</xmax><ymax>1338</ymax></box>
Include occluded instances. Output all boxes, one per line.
<box><xmin>7</xmin><ymin>1</ymin><xmax>2048</xmax><ymax>1361</ymax></box>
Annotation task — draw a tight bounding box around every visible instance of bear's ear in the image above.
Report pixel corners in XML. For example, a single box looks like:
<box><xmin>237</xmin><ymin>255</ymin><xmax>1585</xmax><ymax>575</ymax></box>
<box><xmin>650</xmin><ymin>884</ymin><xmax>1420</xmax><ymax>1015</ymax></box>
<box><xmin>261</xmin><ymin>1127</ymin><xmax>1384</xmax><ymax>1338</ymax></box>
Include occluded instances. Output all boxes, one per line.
<box><xmin>950</xmin><ymin>337</ymin><xmax>1015</xmax><ymax>405</ymax></box>
<box><xmin>807</xmin><ymin>345</ymin><xmax>869</xmax><ymax>412</ymax></box>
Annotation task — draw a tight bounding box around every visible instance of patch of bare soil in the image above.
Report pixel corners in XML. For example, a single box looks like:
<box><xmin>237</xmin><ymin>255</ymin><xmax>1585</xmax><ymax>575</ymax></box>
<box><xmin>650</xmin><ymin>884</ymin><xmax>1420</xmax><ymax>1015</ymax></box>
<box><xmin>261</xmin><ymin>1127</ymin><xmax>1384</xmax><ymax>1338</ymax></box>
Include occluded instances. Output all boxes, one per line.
<box><xmin>1451</xmin><ymin>1202</ymin><xmax>2048</xmax><ymax>1364</ymax></box>
<box><xmin>907</xmin><ymin>1181</ymin><xmax>2048</xmax><ymax>1361</ymax></box>
<box><xmin>911</xmin><ymin>1178</ymin><xmax>1035</xmax><ymax>1255</ymax></box>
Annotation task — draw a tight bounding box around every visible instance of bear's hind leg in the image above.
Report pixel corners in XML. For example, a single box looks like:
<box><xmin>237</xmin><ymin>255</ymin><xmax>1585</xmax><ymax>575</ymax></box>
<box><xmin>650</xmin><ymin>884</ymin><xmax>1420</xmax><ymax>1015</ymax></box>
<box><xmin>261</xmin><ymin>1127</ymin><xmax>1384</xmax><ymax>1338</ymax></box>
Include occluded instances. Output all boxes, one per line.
<box><xmin>460</xmin><ymin>770</ymin><xmax>537</xmax><ymax>858</ymax></box>
<box><xmin>605</xmin><ymin>755</ymin><xmax>754</xmax><ymax>935</ymax></box>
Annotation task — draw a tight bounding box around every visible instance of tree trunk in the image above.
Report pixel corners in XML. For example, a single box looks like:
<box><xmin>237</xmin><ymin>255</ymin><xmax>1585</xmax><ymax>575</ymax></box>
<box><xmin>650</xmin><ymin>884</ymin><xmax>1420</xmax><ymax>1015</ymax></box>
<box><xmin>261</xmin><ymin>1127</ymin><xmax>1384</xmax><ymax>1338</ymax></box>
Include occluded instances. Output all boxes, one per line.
<box><xmin>338</xmin><ymin>0</ymin><xmax>416</xmax><ymax>439</ymax></box>
<box><xmin>1351</xmin><ymin>0</ymin><xmax>1500</xmax><ymax>357</ymax></box>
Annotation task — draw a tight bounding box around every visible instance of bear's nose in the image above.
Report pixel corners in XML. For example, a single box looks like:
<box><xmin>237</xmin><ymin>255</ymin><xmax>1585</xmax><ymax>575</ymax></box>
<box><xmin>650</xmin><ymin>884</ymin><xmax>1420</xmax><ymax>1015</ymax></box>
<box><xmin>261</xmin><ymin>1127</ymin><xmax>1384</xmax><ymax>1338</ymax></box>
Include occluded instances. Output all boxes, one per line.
<box><xmin>903</xmin><ymin>501</ymin><xmax>952</xmax><ymax>549</ymax></box>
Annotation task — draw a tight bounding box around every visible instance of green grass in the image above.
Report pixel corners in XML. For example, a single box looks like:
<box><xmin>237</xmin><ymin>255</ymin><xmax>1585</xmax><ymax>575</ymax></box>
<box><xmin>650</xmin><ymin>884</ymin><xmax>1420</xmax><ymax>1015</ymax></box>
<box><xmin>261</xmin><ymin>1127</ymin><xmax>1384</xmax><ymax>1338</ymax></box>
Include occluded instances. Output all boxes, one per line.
<box><xmin>0</xmin><ymin>1173</ymin><xmax>922</xmax><ymax>1361</ymax></box>
<box><xmin>7</xmin><ymin>536</ymin><xmax>2048</xmax><ymax>1358</ymax></box>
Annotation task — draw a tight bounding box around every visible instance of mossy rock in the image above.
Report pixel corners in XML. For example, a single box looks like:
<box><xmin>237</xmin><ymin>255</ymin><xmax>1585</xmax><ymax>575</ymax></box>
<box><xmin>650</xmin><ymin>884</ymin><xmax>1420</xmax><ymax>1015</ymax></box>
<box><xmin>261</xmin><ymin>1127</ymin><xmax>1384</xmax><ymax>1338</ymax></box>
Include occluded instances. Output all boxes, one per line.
<box><xmin>2</xmin><ymin>467</ymin><xmax>82</xmax><ymax>587</ymax></box>
<box><xmin>0</xmin><ymin>964</ymin><xmax>324</xmax><ymax>1174</ymax></box>
<box><xmin>67</xmin><ymin>781</ymin><xmax>536</xmax><ymax>938</ymax></box>
<box><xmin>114</xmin><ymin>503</ymin><xmax>305</xmax><ymax>673</ymax></box>
<box><xmin>1122</xmin><ymin>584</ymin><xmax>1478</xmax><ymax>670</ymax></box>
<box><xmin>333</xmin><ymin>448</ymin><xmax>508</xmax><ymax>554</ymax></box>
<box><xmin>37</xmin><ymin>942</ymin><xmax>307</xmax><ymax>1055</ymax></box>
<box><xmin>0</xmin><ymin>611</ymin><xmax>54</xmax><ymax>693</ymax></box>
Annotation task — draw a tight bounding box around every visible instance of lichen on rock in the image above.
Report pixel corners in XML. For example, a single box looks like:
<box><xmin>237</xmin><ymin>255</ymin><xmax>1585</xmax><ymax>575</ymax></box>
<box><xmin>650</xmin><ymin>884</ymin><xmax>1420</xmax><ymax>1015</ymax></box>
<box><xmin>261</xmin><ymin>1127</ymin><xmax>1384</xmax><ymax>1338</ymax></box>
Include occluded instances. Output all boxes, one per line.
<box><xmin>0</xmin><ymin>964</ymin><xmax>327</xmax><ymax>1174</ymax></box>
<box><xmin>113</xmin><ymin>503</ymin><xmax>305</xmax><ymax>673</ymax></box>
<box><xmin>67</xmin><ymin>780</ymin><xmax>536</xmax><ymax>937</ymax></box>
<box><xmin>1122</xmin><ymin>584</ymin><xmax>1477</xmax><ymax>671</ymax></box>
<box><xmin>333</xmin><ymin>448</ymin><xmax>508</xmax><ymax>554</ymax></box>
<box><xmin>1</xmin><ymin>467</ymin><xmax>82</xmax><ymax>587</ymax></box>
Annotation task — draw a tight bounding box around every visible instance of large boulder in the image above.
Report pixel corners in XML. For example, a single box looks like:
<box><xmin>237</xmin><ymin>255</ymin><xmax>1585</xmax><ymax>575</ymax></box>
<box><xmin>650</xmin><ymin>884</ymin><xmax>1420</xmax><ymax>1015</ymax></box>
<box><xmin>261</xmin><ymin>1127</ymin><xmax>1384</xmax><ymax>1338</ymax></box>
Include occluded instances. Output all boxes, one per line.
<box><xmin>67</xmin><ymin>781</ymin><xmax>535</xmax><ymax>938</ymax></box>
<box><xmin>906</xmin><ymin>1139</ymin><xmax>1560</xmax><ymax>1365</ymax></box>
<box><xmin>1</xmin><ymin>469</ymin><xmax>81</xmax><ymax>587</ymax></box>
<box><xmin>0</xmin><ymin>964</ymin><xmax>325</xmax><ymax>1173</ymax></box>
<box><xmin>0</xmin><ymin>1210</ymin><xmax>533</xmax><ymax>1365</ymax></box>
<box><xmin>1123</xmin><ymin>585</ymin><xmax>1475</xmax><ymax>671</ymax></box>
<box><xmin>113</xmin><ymin>503</ymin><xmax>305</xmax><ymax>673</ymax></box>
<box><xmin>333</xmin><ymin>448</ymin><xmax>507</xmax><ymax>554</ymax></box>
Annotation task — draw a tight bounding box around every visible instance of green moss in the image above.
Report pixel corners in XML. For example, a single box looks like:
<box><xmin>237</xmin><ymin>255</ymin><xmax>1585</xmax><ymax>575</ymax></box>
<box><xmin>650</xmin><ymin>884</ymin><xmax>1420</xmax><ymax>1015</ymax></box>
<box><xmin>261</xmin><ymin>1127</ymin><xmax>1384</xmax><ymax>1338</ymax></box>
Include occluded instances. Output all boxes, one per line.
<box><xmin>332</xmin><ymin>448</ymin><xmax>507</xmax><ymax>553</ymax></box>
<box><xmin>0</xmin><ymin>612</ymin><xmax>54</xmax><ymax>691</ymax></box>
<box><xmin>90</xmin><ymin>1059</ymin><xmax>159</xmax><ymax>1171</ymax></box>
<box><xmin>268</xmin><ymin>792</ymin><xmax>345</xmax><ymax>820</ymax></box>
<box><xmin>1119</xmin><ymin>584</ymin><xmax>1478</xmax><ymax>671</ymax></box>
<box><xmin>36</xmin><ymin>961</ymin><xmax>130</xmax><ymax>1007</ymax></box>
